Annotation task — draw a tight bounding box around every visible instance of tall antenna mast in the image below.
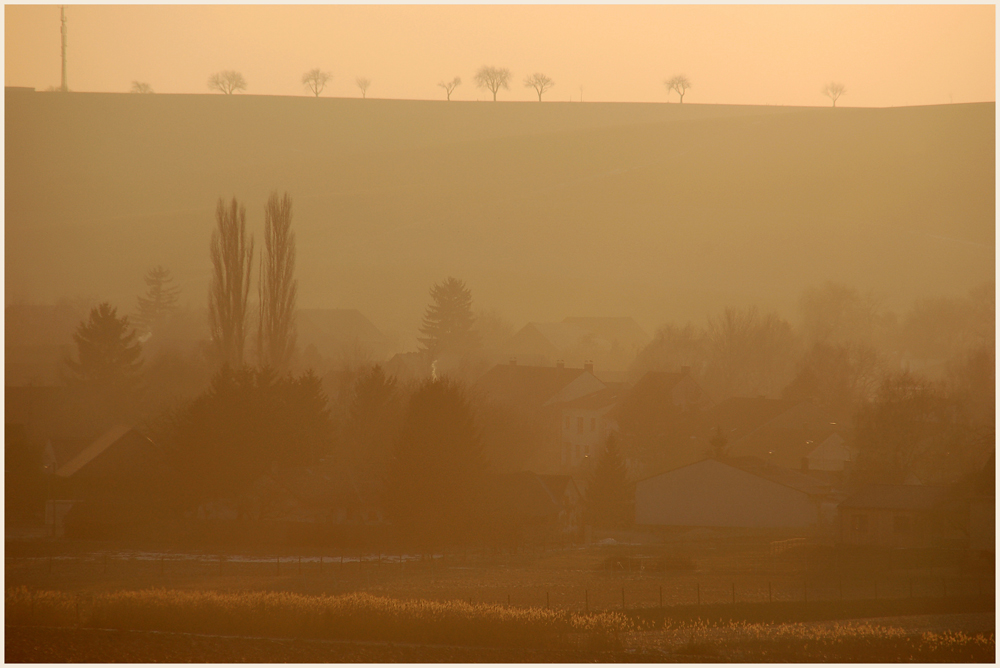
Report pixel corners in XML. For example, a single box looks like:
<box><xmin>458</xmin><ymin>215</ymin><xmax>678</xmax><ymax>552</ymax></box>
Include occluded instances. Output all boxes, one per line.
<box><xmin>60</xmin><ymin>6</ymin><xmax>67</xmax><ymax>92</ymax></box>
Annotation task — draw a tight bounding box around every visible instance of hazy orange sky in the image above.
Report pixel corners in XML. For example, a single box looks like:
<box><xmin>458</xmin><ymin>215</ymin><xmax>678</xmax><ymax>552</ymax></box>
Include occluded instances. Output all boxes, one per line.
<box><xmin>4</xmin><ymin>4</ymin><xmax>996</xmax><ymax>106</ymax></box>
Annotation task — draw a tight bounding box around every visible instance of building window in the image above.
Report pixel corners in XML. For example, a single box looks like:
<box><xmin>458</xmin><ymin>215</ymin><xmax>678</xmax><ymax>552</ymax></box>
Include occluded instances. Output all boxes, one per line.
<box><xmin>851</xmin><ymin>515</ymin><xmax>868</xmax><ymax>533</ymax></box>
<box><xmin>577</xmin><ymin>417</ymin><xmax>584</xmax><ymax>434</ymax></box>
<box><xmin>893</xmin><ymin>515</ymin><xmax>911</xmax><ymax>534</ymax></box>
<box><xmin>590</xmin><ymin>417</ymin><xmax>596</xmax><ymax>432</ymax></box>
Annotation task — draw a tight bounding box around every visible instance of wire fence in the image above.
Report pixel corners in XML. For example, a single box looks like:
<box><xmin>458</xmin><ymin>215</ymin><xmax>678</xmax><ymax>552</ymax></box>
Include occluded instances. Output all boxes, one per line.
<box><xmin>6</xmin><ymin>550</ymin><xmax>994</xmax><ymax>614</ymax></box>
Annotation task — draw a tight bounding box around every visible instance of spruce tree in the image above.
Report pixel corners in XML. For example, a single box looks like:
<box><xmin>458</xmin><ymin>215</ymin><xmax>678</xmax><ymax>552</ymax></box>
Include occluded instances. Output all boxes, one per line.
<box><xmin>418</xmin><ymin>277</ymin><xmax>478</xmax><ymax>359</ymax></box>
<box><xmin>135</xmin><ymin>265</ymin><xmax>181</xmax><ymax>336</ymax></box>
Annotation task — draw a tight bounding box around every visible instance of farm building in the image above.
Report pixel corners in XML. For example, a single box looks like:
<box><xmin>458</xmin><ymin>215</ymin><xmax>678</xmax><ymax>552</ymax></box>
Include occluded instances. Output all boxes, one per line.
<box><xmin>635</xmin><ymin>457</ymin><xmax>831</xmax><ymax>529</ymax></box>
<box><xmin>837</xmin><ymin>484</ymin><xmax>954</xmax><ymax>549</ymax></box>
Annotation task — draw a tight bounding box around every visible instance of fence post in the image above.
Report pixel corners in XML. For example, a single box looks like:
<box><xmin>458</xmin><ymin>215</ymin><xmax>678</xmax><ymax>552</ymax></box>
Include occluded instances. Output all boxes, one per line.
<box><xmin>276</xmin><ymin>556</ymin><xmax>280</xmax><ymax>576</ymax></box>
<box><xmin>768</xmin><ymin>581</ymin><xmax>772</xmax><ymax>603</ymax></box>
<box><xmin>320</xmin><ymin>556</ymin><xmax>323</xmax><ymax>573</ymax></box>
<box><xmin>160</xmin><ymin>556</ymin><xmax>164</xmax><ymax>575</ymax></box>
<box><xmin>732</xmin><ymin>582</ymin><xmax>735</xmax><ymax>605</ymax></box>
<box><xmin>48</xmin><ymin>555</ymin><xmax>53</xmax><ymax>574</ymax></box>
<box><xmin>298</xmin><ymin>556</ymin><xmax>301</xmax><ymax>576</ymax></box>
<box><xmin>697</xmin><ymin>583</ymin><xmax>700</xmax><ymax>606</ymax></box>
<box><xmin>219</xmin><ymin>555</ymin><xmax>223</xmax><ymax>576</ymax></box>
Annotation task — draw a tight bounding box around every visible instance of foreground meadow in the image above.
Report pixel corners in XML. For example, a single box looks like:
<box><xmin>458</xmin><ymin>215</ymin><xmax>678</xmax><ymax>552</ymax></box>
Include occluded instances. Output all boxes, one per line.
<box><xmin>5</xmin><ymin>586</ymin><xmax>994</xmax><ymax>662</ymax></box>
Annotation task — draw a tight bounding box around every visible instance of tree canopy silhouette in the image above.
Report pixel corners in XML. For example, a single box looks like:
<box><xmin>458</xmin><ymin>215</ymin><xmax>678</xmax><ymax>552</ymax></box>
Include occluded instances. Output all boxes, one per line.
<box><xmin>65</xmin><ymin>302</ymin><xmax>143</xmax><ymax>393</ymax></box>
<box><xmin>135</xmin><ymin>265</ymin><xmax>181</xmax><ymax>337</ymax></box>
<box><xmin>387</xmin><ymin>378</ymin><xmax>487</xmax><ymax>544</ymax></box>
<box><xmin>356</xmin><ymin>77</ymin><xmax>371</xmax><ymax>99</ymax></box>
<box><xmin>822</xmin><ymin>82</ymin><xmax>846</xmax><ymax>107</ymax></box>
<box><xmin>524</xmin><ymin>73</ymin><xmax>554</xmax><ymax>101</ymax></box>
<box><xmin>302</xmin><ymin>68</ymin><xmax>331</xmax><ymax>97</ymax></box>
<box><xmin>209</xmin><ymin>197</ymin><xmax>254</xmax><ymax>368</ymax></box>
<box><xmin>208</xmin><ymin>70</ymin><xmax>247</xmax><ymax>94</ymax></box>
<box><xmin>475</xmin><ymin>66</ymin><xmax>511</xmax><ymax>101</ymax></box>
<box><xmin>161</xmin><ymin>365</ymin><xmax>333</xmax><ymax>513</ymax></box>
<box><xmin>438</xmin><ymin>76</ymin><xmax>461</xmax><ymax>100</ymax></box>
<box><xmin>418</xmin><ymin>277</ymin><xmax>478</xmax><ymax>360</ymax></box>
<box><xmin>585</xmin><ymin>433</ymin><xmax>631</xmax><ymax>529</ymax></box>
<box><xmin>665</xmin><ymin>75</ymin><xmax>692</xmax><ymax>103</ymax></box>
<box><xmin>257</xmin><ymin>192</ymin><xmax>297</xmax><ymax>371</ymax></box>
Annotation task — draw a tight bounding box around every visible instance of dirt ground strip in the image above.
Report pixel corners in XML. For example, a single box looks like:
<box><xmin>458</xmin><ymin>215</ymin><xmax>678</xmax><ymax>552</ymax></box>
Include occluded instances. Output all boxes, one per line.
<box><xmin>6</xmin><ymin>611</ymin><xmax>994</xmax><ymax>663</ymax></box>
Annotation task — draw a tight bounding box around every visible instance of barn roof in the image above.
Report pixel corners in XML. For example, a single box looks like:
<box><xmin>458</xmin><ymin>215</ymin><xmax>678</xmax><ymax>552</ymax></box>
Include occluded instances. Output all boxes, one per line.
<box><xmin>839</xmin><ymin>484</ymin><xmax>951</xmax><ymax>511</ymax></box>
<box><xmin>54</xmin><ymin>424</ymin><xmax>135</xmax><ymax>478</ymax></box>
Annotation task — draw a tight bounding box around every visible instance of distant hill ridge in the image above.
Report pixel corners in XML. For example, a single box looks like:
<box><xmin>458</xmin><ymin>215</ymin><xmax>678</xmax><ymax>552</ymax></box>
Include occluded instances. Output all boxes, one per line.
<box><xmin>6</xmin><ymin>91</ymin><xmax>993</xmax><ymax>345</ymax></box>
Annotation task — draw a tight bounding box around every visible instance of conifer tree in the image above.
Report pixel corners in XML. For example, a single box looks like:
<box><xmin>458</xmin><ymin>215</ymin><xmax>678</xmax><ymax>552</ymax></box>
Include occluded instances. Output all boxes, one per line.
<box><xmin>135</xmin><ymin>265</ymin><xmax>181</xmax><ymax>336</ymax></box>
<box><xmin>418</xmin><ymin>277</ymin><xmax>478</xmax><ymax>359</ymax></box>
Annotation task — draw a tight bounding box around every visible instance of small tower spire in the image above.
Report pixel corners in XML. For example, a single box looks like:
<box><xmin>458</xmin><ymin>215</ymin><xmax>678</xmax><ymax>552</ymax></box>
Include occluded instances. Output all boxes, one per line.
<box><xmin>60</xmin><ymin>6</ymin><xmax>67</xmax><ymax>92</ymax></box>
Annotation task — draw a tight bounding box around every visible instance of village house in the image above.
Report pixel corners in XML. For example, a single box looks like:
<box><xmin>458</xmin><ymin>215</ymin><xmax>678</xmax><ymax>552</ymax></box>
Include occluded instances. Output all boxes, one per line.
<box><xmin>635</xmin><ymin>457</ymin><xmax>834</xmax><ymax>530</ymax></box>
<box><xmin>504</xmin><ymin>317</ymin><xmax>649</xmax><ymax>382</ymax></box>
<box><xmin>837</xmin><ymin>484</ymin><xmax>956</xmax><ymax>549</ymax></box>
<box><xmin>474</xmin><ymin>359</ymin><xmax>610</xmax><ymax>474</ymax></box>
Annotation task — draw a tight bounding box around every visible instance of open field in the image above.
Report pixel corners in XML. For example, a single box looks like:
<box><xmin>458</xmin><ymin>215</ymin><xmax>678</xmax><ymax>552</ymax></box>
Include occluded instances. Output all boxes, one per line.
<box><xmin>6</xmin><ymin>92</ymin><xmax>993</xmax><ymax>335</ymax></box>
<box><xmin>6</xmin><ymin>535</ymin><xmax>994</xmax><ymax>661</ymax></box>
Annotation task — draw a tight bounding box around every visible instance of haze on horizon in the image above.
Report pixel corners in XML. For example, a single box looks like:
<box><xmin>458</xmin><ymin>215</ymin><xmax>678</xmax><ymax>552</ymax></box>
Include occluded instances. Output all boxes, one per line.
<box><xmin>4</xmin><ymin>4</ymin><xmax>995</xmax><ymax>107</ymax></box>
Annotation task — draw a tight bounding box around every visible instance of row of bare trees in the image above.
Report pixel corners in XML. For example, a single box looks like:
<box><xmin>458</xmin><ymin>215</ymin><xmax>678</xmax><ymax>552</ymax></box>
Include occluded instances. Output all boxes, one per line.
<box><xmin>204</xmin><ymin>67</ymin><xmax>844</xmax><ymax>106</ymax></box>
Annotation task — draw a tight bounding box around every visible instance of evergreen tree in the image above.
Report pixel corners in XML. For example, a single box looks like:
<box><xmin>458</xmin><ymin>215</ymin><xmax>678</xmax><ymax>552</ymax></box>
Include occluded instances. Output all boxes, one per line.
<box><xmin>135</xmin><ymin>265</ymin><xmax>181</xmax><ymax>336</ymax></box>
<box><xmin>65</xmin><ymin>302</ymin><xmax>143</xmax><ymax>392</ymax></box>
<box><xmin>585</xmin><ymin>433</ymin><xmax>631</xmax><ymax>529</ymax></box>
<box><xmin>418</xmin><ymin>277</ymin><xmax>478</xmax><ymax>360</ymax></box>
<box><xmin>345</xmin><ymin>365</ymin><xmax>402</xmax><ymax>470</ymax></box>
<box><xmin>387</xmin><ymin>378</ymin><xmax>487</xmax><ymax>544</ymax></box>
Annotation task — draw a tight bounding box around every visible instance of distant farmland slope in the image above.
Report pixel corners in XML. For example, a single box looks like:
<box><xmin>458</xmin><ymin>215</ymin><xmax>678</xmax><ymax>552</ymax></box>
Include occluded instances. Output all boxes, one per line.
<box><xmin>5</xmin><ymin>91</ymin><xmax>993</xmax><ymax>342</ymax></box>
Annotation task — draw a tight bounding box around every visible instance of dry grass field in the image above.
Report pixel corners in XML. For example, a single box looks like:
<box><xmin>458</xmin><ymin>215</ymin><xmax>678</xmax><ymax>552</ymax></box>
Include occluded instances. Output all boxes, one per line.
<box><xmin>6</xmin><ymin>536</ymin><xmax>994</xmax><ymax>661</ymax></box>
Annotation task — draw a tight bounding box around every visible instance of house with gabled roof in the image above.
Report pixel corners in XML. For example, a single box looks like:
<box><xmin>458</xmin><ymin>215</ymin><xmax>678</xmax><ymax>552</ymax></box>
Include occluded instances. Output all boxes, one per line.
<box><xmin>837</xmin><ymin>484</ymin><xmax>957</xmax><ymax>548</ymax></box>
<box><xmin>502</xmin><ymin>317</ymin><xmax>649</xmax><ymax>381</ymax></box>
<box><xmin>706</xmin><ymin>397</ymin><xmax>851</xmax><ymax>473</ymax></box>
<box><xmin>635</xmin><ymin>457</ymin><xmax>834</xmax><ymax>530</ymax></box>
<box><xmin>476</xmin><ymin>360</ymin><xmax>610</xmax><ymax>475</ymax></box>
<box><xmin>296</xmin><ymin>308</ymin><xmax>390</xmax><ymax>364</ymax></box>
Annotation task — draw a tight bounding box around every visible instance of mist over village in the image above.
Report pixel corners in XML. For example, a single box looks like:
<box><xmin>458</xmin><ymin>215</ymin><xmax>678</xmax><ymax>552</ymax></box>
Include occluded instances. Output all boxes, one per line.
<box><xmin>4</xmin><ymin>4</ymin><xmax>995</xmax><ymax>663</ymax></box>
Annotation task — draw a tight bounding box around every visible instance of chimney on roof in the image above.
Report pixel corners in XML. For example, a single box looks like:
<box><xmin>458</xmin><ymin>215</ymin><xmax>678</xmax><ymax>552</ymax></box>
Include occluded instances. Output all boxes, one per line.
<box><xmin>583</xmin><ymin>360</ymin><xmax>594</xmax><ymax>374</ymax></box>
<box><xmin>555</xmin><ymin>360</ymin><xmax>564</xmax><ymax>369</ymax></box>
<box><xmin>509</xmin><ymin>357</ymin><xmax>517</xmax><ymax>366</ymax></box>
<box><xmin>680</xmin><ymin>365</ymin><xmax>691</xmax><ymax>376</ymax></box>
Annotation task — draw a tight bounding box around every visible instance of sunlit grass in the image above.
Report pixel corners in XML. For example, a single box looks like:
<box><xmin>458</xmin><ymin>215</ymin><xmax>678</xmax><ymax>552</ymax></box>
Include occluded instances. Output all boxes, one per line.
<box><xmin>5</xmin><ymin>586</ymin><xmax>632</xmax><ymax>649</ymax></box>
<box><xmin>657</xmin><ymin>617</ymin><xmax>995</xmax><ymax>661</ymax></box>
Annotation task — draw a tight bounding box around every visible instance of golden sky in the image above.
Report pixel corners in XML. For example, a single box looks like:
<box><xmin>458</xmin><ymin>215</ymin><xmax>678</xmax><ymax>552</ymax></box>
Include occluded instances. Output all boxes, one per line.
<box><xmin>4</xmin><ymin>4</ymin><xmax>996</xmax><ymax>106</ymax></box>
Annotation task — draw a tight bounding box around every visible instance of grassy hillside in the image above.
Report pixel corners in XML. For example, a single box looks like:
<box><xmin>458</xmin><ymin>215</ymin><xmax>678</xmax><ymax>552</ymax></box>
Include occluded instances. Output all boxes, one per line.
<box><xmin>5</xmin><ymin>91</ymin><xmax>993</xmax><ymax>345</ymax></box>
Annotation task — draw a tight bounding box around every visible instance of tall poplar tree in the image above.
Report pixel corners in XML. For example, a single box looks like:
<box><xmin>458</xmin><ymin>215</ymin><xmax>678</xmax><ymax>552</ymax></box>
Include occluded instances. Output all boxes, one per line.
<box><xmin>208</xmin><ymin>197</ymin><xmax>254</xmax><ymax>368</ymax></box>
<box><xmin>418</xmin><ymin>277</ymin><xmax>478</xmax><ymax>360</ymax></box>
<box><xmin>257</xmin><ymin>191</ymin><xmax>297</xmax><ymax>371</ymax></box>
